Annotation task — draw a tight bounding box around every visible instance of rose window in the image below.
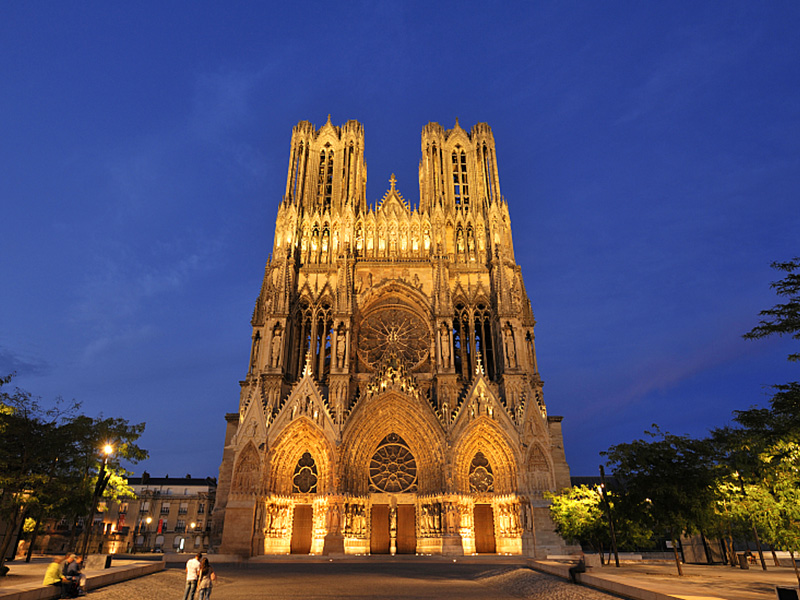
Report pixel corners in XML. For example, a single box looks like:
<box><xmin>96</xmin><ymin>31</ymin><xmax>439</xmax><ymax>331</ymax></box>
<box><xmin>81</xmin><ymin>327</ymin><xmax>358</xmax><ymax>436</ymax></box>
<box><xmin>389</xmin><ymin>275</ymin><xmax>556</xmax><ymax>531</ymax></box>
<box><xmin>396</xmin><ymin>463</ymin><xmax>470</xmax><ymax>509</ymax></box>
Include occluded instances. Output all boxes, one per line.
<box><xmin>369</xmin><ymin>433</ymin><xmax>418</xmax><ymax>493</ymax></box>
<box><xmin>357</xmin><ymin>307</ymin><xmax>429</xmax><ymax>370</ymax></box>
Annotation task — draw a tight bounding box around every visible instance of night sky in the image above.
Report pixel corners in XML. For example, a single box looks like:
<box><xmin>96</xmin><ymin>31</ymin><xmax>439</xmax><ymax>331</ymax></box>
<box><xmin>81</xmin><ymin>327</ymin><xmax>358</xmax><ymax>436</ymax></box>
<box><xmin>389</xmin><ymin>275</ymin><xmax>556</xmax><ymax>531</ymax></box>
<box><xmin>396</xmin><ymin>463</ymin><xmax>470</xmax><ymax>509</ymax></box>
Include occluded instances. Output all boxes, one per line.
<box><xmin>2</xmin><ymin>3</ymin><xmax>798</xmax><ymax>480</ymax></box>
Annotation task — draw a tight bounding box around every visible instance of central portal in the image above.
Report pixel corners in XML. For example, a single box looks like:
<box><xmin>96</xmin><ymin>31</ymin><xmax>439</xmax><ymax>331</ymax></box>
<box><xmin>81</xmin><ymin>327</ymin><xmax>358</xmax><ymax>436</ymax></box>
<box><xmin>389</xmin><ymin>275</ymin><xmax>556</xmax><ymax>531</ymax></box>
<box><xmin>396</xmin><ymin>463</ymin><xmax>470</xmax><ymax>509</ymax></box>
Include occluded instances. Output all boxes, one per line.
<box><xmin>369</xmin><ymin>503</ymin><xmax>416</xmax><ymax>554</ymax></box>
<box><xmin>396</xmin><ymin>504</ymin><xmax>416</xmax><ymax>554</ymax></box>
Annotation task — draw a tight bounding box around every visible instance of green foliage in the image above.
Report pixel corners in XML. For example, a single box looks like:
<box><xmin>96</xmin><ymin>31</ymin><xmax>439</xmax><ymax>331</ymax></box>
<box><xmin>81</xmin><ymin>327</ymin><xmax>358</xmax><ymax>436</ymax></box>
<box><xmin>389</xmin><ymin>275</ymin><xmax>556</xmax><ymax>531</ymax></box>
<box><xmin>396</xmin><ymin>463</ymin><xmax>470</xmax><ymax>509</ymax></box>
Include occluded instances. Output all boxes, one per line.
<box><xmin>603</xmin><ymin>427</ymin><xmax>718</xmax><ymax>542</ymax></box>
<box><xmin>547</xmin><ymin>485</ymin><xmax>654</xmax><ymax>553</ymax></box>
<box><xmin>0</xmin><ymin>374</ymin><xmax>148</xmax><ymax>567</ymax></box>
<box><xmin>744</xmin><ymin>257</ymin><xmax>800</xmax><ymax>362</ymax></box>
<box><xmin>546</xmin><ymin>485</ymin><xmax>606</xmax><ymax>550</ymax></box>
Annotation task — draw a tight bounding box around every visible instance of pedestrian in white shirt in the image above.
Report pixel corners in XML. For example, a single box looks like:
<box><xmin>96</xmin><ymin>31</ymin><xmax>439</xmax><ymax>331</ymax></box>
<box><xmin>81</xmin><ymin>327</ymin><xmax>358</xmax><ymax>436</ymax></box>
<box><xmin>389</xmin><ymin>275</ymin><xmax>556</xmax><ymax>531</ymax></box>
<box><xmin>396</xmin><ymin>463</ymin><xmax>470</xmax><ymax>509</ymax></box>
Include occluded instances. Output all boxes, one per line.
<box><xmin>182</xmin><ymin>553</ymin><xmax>202</xmax><ymax>600</ymax></box>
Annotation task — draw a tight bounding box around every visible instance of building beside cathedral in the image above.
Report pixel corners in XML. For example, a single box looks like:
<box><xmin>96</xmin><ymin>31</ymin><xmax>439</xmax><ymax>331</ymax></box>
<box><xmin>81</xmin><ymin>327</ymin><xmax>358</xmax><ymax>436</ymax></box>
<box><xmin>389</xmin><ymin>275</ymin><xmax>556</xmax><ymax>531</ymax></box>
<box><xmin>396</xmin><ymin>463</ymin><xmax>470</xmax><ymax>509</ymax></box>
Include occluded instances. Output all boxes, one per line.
<box><xmin>212</xmin><ymin>117</ymin><xmax>572</xmax><ymax>557</ymax></box>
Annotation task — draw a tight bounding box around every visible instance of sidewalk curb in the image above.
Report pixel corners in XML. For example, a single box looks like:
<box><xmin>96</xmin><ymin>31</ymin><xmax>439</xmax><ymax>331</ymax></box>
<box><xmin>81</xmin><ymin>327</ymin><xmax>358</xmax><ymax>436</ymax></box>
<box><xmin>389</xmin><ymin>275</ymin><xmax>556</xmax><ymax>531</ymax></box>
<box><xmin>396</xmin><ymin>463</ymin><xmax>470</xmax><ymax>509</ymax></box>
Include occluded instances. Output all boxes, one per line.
<box><xmin>0</xmin><ymin>561</ymin><xmax>164</xmax><ymax>600</ymax></box>
<box><xmin>528</xmin><ymin>560</ymin><xmax>726</xmax><ymax>600</ymax></box>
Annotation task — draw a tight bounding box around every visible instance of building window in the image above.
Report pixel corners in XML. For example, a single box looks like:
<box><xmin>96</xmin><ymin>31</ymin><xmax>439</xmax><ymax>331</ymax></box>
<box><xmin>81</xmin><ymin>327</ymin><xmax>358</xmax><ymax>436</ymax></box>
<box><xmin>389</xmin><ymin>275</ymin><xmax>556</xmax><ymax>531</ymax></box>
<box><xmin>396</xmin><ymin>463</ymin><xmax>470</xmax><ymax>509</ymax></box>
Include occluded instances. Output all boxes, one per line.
<box><xmin>160</xmin><ymin>504</ymin><xmax>170</xmax><ymax>515</ymax></box>
<box><xmin>140</xmin><ymin>501</ymin><xmax>150</xmax><ymax>513</ymax></box>
<box><xmin>292</xmin><ymin>452</ymin><xmax>318</xmax><ymax>494</ymax></box>
<box><xmin>469</xmin><ymin>452</ymin><xmax>494</xmax><ymax>493</ymax></box>
<box><xmin>369</xmin><ymin>433</ymin><xmax>417</xmax><ymax>493</ymax></box>
<box><xmin>176</xmin><ymin>519</ymin><xmax>186</xmax><ymax>533</ymax></box>
<box><xmin>119</xmin><ymin>502</ymin><xmax>128</xmax><ymax>514</ymax></box>
<box><xmin>179</xmin><ymin>503</ymin><xmax>188</xmax><ymax>515</ymax></box>
<box><xmin>452</xmin><ymin>149</ymin><xmax>469</xmax><ymax>211</ymax></box>
<box><xmin>197</xmin><ymin>503</ymin><xmax>205</xmax><ymax>515</ymax></box>
<box><xmin>317</xmin><ymin>147</ymin><xmax>334</xmax><ymax>211</ymax></box>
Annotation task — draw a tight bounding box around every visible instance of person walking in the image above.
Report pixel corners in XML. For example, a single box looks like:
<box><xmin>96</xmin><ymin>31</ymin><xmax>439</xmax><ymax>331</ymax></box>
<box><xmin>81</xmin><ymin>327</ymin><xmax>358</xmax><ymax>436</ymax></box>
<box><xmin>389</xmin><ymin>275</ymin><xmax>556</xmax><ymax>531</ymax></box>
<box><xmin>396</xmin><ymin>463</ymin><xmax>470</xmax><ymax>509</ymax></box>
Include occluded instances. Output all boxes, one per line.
<box><xmin>197</xmin><ymin>557</ymin><xmax>216</xmax><ymax>600</ymax></box>
<box><xmin>182</xmin><ymin>552</ymin><xmax>202</xmax><ymax>600</ymax></box>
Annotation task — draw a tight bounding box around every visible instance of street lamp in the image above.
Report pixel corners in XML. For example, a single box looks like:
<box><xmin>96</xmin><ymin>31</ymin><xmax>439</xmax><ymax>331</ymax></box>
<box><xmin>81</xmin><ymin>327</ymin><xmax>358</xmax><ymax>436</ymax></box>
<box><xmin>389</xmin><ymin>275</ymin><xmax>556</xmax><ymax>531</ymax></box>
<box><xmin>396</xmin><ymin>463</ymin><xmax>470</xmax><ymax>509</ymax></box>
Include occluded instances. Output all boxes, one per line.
<box><xmin>598</xmin><ymin>465</ymin><xmax>620</xmax><ymax>568</ymax></box>
<box><xmin>80</xmin><ymin>443</ymin><xmax>114</xmax><ymax>559</ymax></box>
<box><xmin>145</xmin><ymin>516</ymin><xmax>153</xmax><ymax>552</ymax></box>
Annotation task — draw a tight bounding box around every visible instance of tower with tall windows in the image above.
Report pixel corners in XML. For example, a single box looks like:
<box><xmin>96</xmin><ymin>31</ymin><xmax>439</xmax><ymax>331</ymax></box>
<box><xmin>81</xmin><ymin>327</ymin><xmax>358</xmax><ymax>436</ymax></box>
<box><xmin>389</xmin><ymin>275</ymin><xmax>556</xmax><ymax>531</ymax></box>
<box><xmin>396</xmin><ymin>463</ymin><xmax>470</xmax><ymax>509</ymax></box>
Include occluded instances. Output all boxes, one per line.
<box><xmin>212</xmin><ymin>117</ymin><xmax>573</xmax><ymax>558</ymax></box>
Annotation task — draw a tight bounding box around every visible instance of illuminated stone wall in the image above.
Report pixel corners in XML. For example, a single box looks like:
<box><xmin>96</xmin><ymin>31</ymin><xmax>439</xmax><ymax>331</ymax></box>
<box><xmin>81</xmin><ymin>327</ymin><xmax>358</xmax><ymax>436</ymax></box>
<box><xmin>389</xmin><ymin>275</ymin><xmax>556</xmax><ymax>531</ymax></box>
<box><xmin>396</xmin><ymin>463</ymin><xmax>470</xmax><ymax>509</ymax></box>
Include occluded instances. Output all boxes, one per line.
<box><xmin>213</xmin><ymin>118</ymin><xmax>573</xmax><ymax>557</ymax></box>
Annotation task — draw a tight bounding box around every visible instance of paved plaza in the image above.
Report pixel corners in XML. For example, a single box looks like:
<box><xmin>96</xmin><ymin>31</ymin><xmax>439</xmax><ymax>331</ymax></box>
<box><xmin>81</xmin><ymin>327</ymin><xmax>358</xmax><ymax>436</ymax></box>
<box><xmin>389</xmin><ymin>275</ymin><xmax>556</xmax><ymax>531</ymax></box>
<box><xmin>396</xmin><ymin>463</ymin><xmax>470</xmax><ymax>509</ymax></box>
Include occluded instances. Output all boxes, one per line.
<box><xmin>3</xmin><ymin>557</ymin><xmax>800</xmax><ymax>600</ymax></box>
<box><xmin>57</xmin><ymin>562</ymin><xmax>618</xmax><ymax>600</ymax></box>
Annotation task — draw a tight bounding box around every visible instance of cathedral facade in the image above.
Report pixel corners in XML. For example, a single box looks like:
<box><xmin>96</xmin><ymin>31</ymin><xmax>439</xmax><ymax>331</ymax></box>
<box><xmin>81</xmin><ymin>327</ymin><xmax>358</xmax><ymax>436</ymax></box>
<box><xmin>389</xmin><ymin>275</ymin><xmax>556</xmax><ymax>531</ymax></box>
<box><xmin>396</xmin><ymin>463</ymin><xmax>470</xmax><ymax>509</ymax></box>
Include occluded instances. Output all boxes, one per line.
<box><xmin>212</xmin><ymin>117</ymin><xmax>572</xmax><ymax>557</ymax></box>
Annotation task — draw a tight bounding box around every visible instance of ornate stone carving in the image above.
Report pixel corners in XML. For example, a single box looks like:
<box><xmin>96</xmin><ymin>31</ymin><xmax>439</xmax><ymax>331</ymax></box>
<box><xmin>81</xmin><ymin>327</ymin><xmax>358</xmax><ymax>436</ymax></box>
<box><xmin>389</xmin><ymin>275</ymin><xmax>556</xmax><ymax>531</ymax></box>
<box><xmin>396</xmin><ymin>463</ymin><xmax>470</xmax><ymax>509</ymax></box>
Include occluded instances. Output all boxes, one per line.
<box><xmin>216</xmin><ymin>118</ymin><xmax>572</xmax><ymax>560</ymax></box>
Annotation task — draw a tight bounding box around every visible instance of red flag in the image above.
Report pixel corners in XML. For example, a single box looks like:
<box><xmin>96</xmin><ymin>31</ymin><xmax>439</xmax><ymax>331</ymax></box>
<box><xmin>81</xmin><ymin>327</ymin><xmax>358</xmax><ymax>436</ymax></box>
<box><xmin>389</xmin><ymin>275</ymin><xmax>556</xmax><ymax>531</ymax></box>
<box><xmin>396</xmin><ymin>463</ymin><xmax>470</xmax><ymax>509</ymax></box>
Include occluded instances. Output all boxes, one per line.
<box><xmin>157</xmin><ymin>519</ymin><xmax>163</xmax><ymax>534</ymax></box>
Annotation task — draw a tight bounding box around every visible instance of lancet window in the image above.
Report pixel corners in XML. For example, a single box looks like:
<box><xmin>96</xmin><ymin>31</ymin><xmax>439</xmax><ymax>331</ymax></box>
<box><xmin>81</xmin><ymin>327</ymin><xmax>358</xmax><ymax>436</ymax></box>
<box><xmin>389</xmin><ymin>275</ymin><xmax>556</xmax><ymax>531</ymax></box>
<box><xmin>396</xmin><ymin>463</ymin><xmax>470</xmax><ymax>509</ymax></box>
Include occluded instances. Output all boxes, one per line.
<box><xmin>452</xmin><ymin>148</ymin><xmax>469</xmax><ymax>212</ymax></box>
<box><xmin>481</xmin><ymin>142</ymin><xmax>495</xmax><ymax>204</ymax></box>
<box><xmin>473</xmin><ymin>304</ymin><xmax>494</xmax><ymax>379</ymax></box>
<box><xmin>315</xmin><ymin>302</ymin><xmax>333</xmax><ymax>383</ymax></box>
<box><xmin>453</xmin><ymin>303</ymin><xmax>472</xmax><ymax>378</ymax></box>
<box><xmin>317</xmin><ymin>147</ymin><xmax>334</xmax><ymax>211</ymax></box>
<box><xmin>291</xmin><ymin>301</ymin><xmax>314</xmax><ymax>381</ymax></box>
<box><xmin>452</xmin><ymin>303</ymin><xmax>496</xmax><ymax>380</ymax></box>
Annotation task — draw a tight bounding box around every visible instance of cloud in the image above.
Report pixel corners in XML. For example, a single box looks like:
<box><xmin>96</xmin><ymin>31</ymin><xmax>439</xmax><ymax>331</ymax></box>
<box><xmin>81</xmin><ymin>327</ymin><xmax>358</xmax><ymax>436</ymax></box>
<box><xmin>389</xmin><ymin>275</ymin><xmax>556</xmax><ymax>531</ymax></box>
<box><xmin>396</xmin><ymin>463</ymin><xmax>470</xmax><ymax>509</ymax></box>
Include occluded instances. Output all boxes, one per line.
<box><xmin>0</xmin><ymin>347</ymin><xmax>49</xmax><ymax>378</ymax></box>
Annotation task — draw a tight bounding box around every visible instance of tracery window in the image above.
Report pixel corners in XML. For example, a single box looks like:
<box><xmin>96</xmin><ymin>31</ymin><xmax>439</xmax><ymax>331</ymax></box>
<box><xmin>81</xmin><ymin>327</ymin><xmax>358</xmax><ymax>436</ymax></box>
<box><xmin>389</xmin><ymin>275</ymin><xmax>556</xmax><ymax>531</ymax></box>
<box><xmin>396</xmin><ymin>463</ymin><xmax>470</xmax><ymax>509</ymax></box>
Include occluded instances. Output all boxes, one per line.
<box><xmin>452</xmin><ymin>148</ymin><xmax>469</xmax><ymax>212</ymax></box>
<box><xmin>474</xmin><ymin>304</ymin><xmax>494</xmax><ymax>379</ymax></box>
<box><xmin>482</xmin><ymin>142</ymin><xmax>495</xmax><ymax>203</ymax></box>
<box><xmin>357</xmin><ymin>302</ymin><xmax>429</xmax><ymax>370</ymax></box>
<box><xmin>292</xmin><ymin>301</ymin><xmax>314</xmax><ymax>380</ymax></box>
<box><xmin>369</xmin><ymin>433</ymin><xmax>417</xmax><ymax>493</ymax></box>
<box><xmin>317</xmin><ymin>147</ymin><xmax>334</xmax><ymax>211</ymax></box>
<box><xmin>293</xmin><ymin>452</ymin><xmax>318</xmax><ymax>494</ymax></box>
<box><xmin>469</xmin><ymin>451</ymin><xmax>494</xmax><ymax>493</ymax></box>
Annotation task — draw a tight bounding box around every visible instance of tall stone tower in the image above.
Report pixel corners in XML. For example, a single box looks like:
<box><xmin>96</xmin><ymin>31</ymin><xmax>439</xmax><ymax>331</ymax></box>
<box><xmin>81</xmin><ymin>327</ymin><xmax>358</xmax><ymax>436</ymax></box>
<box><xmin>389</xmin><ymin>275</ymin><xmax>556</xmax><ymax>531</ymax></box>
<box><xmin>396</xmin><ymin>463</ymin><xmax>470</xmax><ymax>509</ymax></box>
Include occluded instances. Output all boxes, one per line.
<box><xmin>213</xmin><ymin>117</ymin><xmax>572</xmax><ymax>557</ymax></box>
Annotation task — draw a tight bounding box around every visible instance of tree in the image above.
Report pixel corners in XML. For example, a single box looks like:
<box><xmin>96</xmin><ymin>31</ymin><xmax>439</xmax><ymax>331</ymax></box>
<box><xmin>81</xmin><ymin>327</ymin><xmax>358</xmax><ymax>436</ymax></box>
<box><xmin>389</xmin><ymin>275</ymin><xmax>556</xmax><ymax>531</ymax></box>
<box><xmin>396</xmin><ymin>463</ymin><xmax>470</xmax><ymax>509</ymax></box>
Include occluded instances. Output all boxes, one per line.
<box><xmin>547</xmin><ymin>484</ymin><xmax>652</xmax><ymax>562</ymax></box>
<box><xmin>0</xmin><ymin>375</ymin><xmax>77</xmax><ymax>568</ymax></box>
<box><xmin>603</xmin><ymin>427</ymin><xmax>718</xmax><ymax>576</ymax></box>
<box><xmin>546</xmin><ymin>485</ymin><xmax>607</xmax><ymax>554</ymax></box>
<box><xmin>0</xmin><ymin>375</ymin><xmax>147</xmax><ymax>569</ymax></box>
<box><xmin>744</xmin><ymin>257</ymin><xmax>800</xmax><ymax>362</ymax></box>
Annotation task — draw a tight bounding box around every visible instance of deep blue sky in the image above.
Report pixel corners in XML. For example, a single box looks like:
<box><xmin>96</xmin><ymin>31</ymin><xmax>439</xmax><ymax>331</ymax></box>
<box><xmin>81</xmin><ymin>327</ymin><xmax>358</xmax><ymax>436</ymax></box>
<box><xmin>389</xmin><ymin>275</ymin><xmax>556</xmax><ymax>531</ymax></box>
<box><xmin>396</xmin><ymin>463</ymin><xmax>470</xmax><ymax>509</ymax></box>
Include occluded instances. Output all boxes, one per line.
<box><xmin>2</xmin><ymin>2</ymin><xmax>798</xmax><ymax>479</ymax></box>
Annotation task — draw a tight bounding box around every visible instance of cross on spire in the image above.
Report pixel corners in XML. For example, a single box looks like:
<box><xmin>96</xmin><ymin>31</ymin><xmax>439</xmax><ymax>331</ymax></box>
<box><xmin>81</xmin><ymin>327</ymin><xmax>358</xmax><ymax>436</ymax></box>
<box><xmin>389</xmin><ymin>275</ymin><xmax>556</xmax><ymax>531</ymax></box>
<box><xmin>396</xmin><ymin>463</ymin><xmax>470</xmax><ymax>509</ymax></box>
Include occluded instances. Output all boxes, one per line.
<box><xmin>389</xmin><ymin>173</ymin><xmax>397</xmax><ymax>190</ymax></box>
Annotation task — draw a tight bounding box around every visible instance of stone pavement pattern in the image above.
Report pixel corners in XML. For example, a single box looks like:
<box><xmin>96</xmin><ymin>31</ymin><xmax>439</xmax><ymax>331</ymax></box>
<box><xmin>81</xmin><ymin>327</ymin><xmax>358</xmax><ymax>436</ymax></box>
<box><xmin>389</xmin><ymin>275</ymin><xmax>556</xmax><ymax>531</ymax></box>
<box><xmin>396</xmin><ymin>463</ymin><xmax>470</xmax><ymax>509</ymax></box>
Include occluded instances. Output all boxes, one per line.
<box><xmin>81</xmin><ymin>563</ymin><xmax>619</xmax><ymax>600</ymax></box>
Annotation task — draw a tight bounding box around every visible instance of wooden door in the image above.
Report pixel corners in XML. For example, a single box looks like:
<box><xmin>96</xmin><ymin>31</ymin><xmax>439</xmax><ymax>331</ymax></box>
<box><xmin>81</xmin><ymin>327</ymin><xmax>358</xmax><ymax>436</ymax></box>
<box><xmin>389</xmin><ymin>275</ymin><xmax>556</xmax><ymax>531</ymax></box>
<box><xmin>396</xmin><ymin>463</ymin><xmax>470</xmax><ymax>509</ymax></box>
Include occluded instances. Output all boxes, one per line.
<box><xmin>396</xmin><ymin>504</ymin><xmax>416</xmax><ymax>554</ymax></box>
<box><xmin>474</xmin><ymin>504</ymin><xmax>496</xmax><ymax>554</ymax></box>
<box><xmin>290</xmin><ymin>504</ymin><xmax>313</xmax><ymax>554</ymax></box>
<box><xmin>370</xmin><ymin>504</ymin><xmax>390</xmax><ymax>554</ymax></box>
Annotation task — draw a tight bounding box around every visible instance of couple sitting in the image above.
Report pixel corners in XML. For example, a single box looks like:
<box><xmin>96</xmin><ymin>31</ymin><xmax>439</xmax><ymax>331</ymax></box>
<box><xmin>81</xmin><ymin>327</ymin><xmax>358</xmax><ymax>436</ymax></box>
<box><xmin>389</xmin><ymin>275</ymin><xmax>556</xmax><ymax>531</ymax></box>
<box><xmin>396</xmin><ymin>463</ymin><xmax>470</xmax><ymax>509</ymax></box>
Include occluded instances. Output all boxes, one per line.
<box><xmin>43</xmin><ymin>553</ymin><xmax>86</xmax><ymax>598</ymax></box>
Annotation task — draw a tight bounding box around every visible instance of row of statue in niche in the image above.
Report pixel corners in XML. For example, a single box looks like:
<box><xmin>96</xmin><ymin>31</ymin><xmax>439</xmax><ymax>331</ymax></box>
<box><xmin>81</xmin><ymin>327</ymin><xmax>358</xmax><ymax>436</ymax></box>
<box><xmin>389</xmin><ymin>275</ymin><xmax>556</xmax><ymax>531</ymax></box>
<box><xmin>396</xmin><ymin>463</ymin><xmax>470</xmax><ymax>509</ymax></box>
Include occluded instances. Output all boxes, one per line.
<box><xmin>256</xmin><ymin>497</ymin><xmax>531</xmax><ymax>541</ymax></box>
<box><xmin>291</xmin><ymin>223</ymin><xmax>496</xmax><ymax>264</ymax></box>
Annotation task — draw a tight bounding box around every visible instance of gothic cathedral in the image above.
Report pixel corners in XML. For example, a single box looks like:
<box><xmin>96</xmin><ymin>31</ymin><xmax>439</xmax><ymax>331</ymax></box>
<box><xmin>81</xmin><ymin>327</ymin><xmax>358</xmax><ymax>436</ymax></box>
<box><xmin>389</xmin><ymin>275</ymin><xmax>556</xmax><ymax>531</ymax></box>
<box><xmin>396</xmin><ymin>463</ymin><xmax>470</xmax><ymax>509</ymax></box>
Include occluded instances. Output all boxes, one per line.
<box><xmin>213</xmin><ymin>117</ymin><xmax>572</xmax><ymax>557</ymax></box>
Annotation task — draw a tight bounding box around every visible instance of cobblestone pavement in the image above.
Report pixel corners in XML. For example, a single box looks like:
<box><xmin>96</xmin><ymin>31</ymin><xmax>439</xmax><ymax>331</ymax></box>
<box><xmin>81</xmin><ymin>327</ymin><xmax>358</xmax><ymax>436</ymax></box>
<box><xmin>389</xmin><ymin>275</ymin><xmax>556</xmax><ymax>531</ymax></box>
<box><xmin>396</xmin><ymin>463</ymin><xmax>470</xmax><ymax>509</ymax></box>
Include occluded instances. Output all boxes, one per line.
<box><xmin>84</xmin><ymin>563</ymin><xmax>620</xmax><ymax>600</ymax></box>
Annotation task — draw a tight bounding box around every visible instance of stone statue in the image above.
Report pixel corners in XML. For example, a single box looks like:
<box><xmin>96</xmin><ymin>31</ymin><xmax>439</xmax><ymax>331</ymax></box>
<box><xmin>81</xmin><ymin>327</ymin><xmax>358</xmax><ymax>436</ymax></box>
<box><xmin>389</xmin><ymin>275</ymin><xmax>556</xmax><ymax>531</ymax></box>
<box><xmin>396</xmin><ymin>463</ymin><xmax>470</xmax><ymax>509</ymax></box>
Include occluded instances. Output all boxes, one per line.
<box><xmin>336</xmin><ymin>334</ymin><xmax>346</xmax><ymax>368</ymax></box>
<box><xmin>326</xmin><ymin>502</ymin><xmax>341</xmax><ymax>534</ymax></box>
<box><xmin>504</xmin><ymin>327</ymin><xmax>516</xmax><ymax>368</ymax></box>
<box><xmin>271</xmin><ymin>329</ymin><xmax>282</xmax><ymax>368</ymax></box>
<box><xmin>439</xmin><ymin>326</ymin><xmax>451</xmax><ymax>368</ymax></box>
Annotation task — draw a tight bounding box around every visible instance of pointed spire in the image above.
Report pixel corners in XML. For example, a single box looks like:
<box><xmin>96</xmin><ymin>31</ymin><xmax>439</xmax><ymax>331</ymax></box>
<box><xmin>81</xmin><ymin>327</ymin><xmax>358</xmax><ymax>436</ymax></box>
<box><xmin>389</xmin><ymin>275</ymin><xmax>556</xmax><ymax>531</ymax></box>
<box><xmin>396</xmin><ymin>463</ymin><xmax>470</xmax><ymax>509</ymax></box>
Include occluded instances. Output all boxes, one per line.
<box><xmin>475</xmin><ymin>351</ymin><xmax>485</xmax><ymax>376</ymax></box>
<box><xmin>326</xmin><ymin>113</ymin><xmax>332</xmax><ymax>125</ymax></box>
<box><xmin>302</xmin><ymin>351</ymin><xmax>313</xmax><ymax>378</ymax></box>
<box><xmin>389</xmin><ymin>173</ymin><xmax>397</xmax><ymax>191</ymax></box>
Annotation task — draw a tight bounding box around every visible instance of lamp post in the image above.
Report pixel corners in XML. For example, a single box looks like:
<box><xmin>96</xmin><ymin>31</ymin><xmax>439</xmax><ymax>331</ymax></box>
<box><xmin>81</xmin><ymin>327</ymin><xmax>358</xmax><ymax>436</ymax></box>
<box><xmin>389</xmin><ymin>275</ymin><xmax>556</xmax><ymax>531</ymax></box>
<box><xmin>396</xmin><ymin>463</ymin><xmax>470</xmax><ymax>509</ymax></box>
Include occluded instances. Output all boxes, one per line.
<box><xmin>599</xmin><ymin>465</ymin><xmax>620</xmax><ymax>568</ymax></box>
<box><xmin>80</xmin><ymin>444</ymin><xmax>114</xmax><ymax>560</ymax></box>
<box><xmin>145</xmin><ymin>516</ymin><xmax>152</xmax><ymax>552</ymax></box>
